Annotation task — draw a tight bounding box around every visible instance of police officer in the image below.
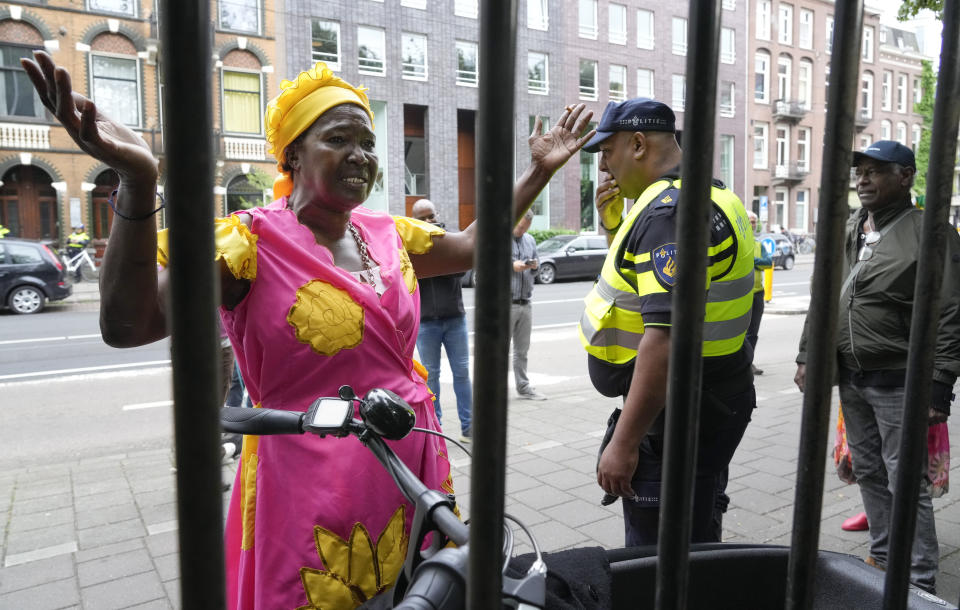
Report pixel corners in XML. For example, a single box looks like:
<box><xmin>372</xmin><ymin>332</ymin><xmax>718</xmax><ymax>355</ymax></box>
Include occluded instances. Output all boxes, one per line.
<box><xmin>66</xmin><ymin>224</ymin><xmax>91</xmax><ymax>280</ymax></box>
<box><xmin>0</xmin><ymin>223</ymin><xmax>9</xmax><ymax>238</ymax></box>
<box><xmin>579</xmin><ymin>98</ymin><xmax>757</xmax><ymax>545</ymax></box>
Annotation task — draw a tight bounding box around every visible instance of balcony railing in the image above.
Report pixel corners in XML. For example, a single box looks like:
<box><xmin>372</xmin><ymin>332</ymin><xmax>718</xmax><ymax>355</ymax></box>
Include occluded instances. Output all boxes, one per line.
<box><xmin>528</xmin><ymin>78</ymin><xmax>548</xmax><ymax>94</ymax></box>
<box><xmin>579</xmin><ymin>24</ymin><xmax>598</xmax><ymax>39</ymax></box>
<box><xmin>609</xmin><ymin>29</ymin><xmax>627</xmax><ymax>44</ymax></box>
<box><xmin>773</xmin><ymin>161</ymin><xmax>810</xmax><ymax>182</ymax></box>
<box><xmin>0</xmin><ymin>123</ymin><xmax>50</xmax><ymax>149</ymax></box>
<box><xmin>719</xmin><ymin>102</ymin><xmax>735</xmax><ymax>117</ymax></box>
<box><xmin>609</xmin><ymin>86</ymin><xmax>626</xmax><ymax>102</ymax></box>
<box><xmin>224</xmin><ymin>137</ymin><xmax>266</xmax><ymax>160</ymax></box>
<box><xmin>579</xmin><ymin>84</ymin><xmax>598</xmax><ymax>101</ymax></box>
<box><xmin>454</xmin><ymin>0</ymin><xmax>478</xmax><ymax>18</ymax></box>
<box><xmin>772</xmin><ymin>99</ymin><xmax>809</xmax><ymax>121</ymax></box>
<box><xmin>854</xmin><ymin>108</ymin><xmax>872</xmax><ymax>128</ymax></box>
<box><xmin>402</xmin><ymin>62</ymin><xmax>428</xmax><ymax>80</ymax></box>
<box><xmin>672</xmin><ymin>41</ymin><xmax>688</xmax><ymax>55</ymax></box>
<box><xmin>358</xmin><ymin>56</ymin><xmax>385</xmax><ymax>75</ymax></box>
<box><xmin>456</xmin><ymin>69</ymin><xmax>478</xmax><ymax>86</ymax></box>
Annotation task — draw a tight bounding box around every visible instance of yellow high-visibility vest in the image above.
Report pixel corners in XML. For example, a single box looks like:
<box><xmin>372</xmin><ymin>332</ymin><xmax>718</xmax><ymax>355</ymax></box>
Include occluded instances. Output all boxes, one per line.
<box><xmin>579</xmin><ymin>178</ymin><xmax>755</xmax><ymax>364</ymax></box>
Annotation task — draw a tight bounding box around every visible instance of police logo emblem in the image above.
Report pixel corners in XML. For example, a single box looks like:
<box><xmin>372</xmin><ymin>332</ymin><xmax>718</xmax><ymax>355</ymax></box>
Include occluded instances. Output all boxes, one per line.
<box><xmin>652</xmin><ymin>243</ymin><xmax>679</xmax><ymax>287</ymax></box>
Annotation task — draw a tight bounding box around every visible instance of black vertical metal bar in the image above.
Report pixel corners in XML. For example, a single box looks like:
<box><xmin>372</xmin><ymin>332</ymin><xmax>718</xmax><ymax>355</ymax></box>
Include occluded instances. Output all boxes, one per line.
<box><xmin>785</xmin><ymin>1</ymin><xmax>863</xmax><ymax>608</ymax></box>
<box><xmin>883</xmin><ymin>2</ymin><xmax>960</xmax><ymax>607</ymax></box>
<box><xmin>654</xmin><ymin>2</ymin><xmax>721</xmax><ymax>608</ymax></box>
<box><xmin>159</xmin><ymin>2</ymin><xmax>224</xmax><ymax>608</ymax></box>
<box><xmin>469</xmin><ymin>0</ymin><xmax>516</xmax><ymax>608</ymax></box>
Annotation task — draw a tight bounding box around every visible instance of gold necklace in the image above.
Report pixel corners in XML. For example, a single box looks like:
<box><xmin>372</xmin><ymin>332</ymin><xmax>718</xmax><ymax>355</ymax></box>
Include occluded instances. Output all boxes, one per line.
<box><xmin>347</xmin><ymin>221</ymin><xmax>376</xmax><ymax>286</ymax></box>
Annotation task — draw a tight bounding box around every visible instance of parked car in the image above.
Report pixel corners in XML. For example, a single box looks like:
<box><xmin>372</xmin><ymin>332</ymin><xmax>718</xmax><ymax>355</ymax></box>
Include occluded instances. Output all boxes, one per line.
<box><xmin>536</xmin><ymin>234</ymin><xmax>608</xmax><ymax>284</ymax></box>
<box><xmin>757</xmin><ymin>233</ymin><xmax>795</xmax><ymax>270</ymax></box>
<box><xmin>0</xmin><ymin>238</ymin><xmax>72</xmax><ymax>314</ymax></box>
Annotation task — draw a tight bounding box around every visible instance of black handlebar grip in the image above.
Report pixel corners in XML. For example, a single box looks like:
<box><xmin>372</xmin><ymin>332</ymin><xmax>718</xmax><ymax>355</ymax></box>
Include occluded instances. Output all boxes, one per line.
<box><xmin>221</xmin><ymin>407</ymin><xmax>304</xmax><ymax>435</ymax></box>
<box><xmin>392</xmin><ymin>547</ymin><xmax>467</xmax><ymax>610</ymax></box>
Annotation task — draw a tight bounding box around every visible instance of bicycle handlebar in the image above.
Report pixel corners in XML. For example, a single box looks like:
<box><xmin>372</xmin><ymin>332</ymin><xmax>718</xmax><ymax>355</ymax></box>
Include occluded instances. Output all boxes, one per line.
<box><xmin>221</xmin><ymin>406</ymin><xmax>305</xmax><ymax>436</ymax></box>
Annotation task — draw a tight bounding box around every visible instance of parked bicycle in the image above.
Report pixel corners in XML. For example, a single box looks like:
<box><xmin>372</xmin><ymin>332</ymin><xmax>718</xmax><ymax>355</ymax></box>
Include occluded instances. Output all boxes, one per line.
<box><xmin>60</xmin><ymin>247</ymin><xmax>99</xmax><ymax>281</ymax></box>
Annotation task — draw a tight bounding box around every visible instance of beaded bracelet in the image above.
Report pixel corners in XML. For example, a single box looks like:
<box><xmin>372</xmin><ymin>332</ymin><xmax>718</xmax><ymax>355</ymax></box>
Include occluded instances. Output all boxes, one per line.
<box><xmin>107</xmin><ymin>189</ymin><xmax>166</xmax><ymax>221</ymax></box>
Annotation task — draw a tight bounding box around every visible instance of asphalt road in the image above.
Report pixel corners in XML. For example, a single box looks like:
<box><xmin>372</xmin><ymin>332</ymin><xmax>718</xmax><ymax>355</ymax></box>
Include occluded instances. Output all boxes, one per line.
<box><xmin>0</xmin><ymin>262</ymin><xmax>813</xmax><ymax>469</ymax></box>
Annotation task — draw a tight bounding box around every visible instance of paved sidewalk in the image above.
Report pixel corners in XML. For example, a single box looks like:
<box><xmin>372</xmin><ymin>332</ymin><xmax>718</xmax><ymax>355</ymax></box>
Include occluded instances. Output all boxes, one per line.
<box><xmin>2</xmin><ymin>375</ymin><xmax>958</xmax><ymax>609</ymax></box>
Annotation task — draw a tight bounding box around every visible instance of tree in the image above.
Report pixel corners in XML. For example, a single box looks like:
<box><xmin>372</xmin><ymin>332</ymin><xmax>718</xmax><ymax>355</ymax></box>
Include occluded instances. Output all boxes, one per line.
<box><xmin>898</xmin><ymin>0</ymin><xmax>943</xmax><ymax>20</ymax></box>
<box><xmin>913</xmin><ymin>59</ymin><xmax>936</xmax><ymax>203</ymax></box>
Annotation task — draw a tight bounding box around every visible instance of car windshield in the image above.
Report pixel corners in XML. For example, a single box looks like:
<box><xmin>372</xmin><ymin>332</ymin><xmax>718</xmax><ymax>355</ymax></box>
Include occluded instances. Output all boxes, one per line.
<box><xmin>537</xmin><ymin>236</ymin><xmax>575</xmax><ymax>252</ymax></box>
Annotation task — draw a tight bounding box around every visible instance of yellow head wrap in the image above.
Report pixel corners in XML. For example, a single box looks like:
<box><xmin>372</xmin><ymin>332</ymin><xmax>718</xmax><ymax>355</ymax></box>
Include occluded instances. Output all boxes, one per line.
<box><xmin>264</xmin><ymin>62</ymin><xmax>373</xmax><ymax>200</ymax></box>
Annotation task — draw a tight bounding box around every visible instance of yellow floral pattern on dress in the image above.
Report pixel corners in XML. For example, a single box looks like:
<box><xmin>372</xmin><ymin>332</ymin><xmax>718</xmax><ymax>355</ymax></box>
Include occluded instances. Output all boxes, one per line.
<box><xmin>398</xmin><ymin>248</ymin><xmax>417</xmax><ymax>294</ymax></box>
<box><xmin>156</xmin><ymin>217</ymin><xmax>258</xmax><ymax>280</ymax></box>
<box><xmin>297</xmin><ymin>505</ymin><xmax>408</xmax><ymax>609</ymax></box>
<box><xmin>287</xmin><ymin>280</ymin><xmax>364</xmax><ymax>356</ymax></box>
<box><xmin>392</xmin><ymin>217</ymin><xmax>444</xmax><ymax>255</ymax></box>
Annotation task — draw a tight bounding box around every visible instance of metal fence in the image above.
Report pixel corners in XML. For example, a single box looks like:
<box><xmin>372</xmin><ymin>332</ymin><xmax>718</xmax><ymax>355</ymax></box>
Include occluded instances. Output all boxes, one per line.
<box><xmin>159</xmin><ymin>0</ymin><xmax>960</xmax><ymax>607</ymax></box>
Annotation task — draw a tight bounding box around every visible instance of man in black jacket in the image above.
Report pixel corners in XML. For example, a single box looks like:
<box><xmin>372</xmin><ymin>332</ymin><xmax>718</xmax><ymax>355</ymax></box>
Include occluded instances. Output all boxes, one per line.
<box><xmin>412</xmin><ymin>199</ymin><xmax>472</xmax><ymax>442</ymax></box>
<box><xmin>795</xmin><ymin>141</ymin><xmax>959</xmax><ymax>594</ymax></box>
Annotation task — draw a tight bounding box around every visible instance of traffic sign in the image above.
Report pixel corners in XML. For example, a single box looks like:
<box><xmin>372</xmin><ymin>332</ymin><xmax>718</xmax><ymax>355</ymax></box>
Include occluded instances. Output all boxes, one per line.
<box><xmin>761</xmin><ymin>238</ymin><xmax>776</xmax><ymax>257</ymax></box>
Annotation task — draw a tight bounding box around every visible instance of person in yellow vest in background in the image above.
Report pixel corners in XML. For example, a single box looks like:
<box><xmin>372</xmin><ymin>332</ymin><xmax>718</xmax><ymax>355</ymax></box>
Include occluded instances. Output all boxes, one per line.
<box><xmin>0</xmin><ymin>223</ymin><xmax>9</xmax><ymax>238</ymax></box>
<box><xmin>66</xmin><ymin>224</ymin><xmax>91</xmax><ymax>281</ymax></box>
<box><xmin>579</xmin><ymin>97</ymin><xmax>757</xmax><ymax>545</ymax></box>
<box><xmin>746</xmin><ymin>211</ymin><xmax>773</xmax><ymax>375</ymax></box>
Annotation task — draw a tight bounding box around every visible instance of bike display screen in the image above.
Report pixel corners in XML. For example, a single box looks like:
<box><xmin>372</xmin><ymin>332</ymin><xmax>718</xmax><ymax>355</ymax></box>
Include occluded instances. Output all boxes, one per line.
<box><xmin>303</xmin><ymin>397</ymin><xmax>353</xmax><ymax>436</ymax></box>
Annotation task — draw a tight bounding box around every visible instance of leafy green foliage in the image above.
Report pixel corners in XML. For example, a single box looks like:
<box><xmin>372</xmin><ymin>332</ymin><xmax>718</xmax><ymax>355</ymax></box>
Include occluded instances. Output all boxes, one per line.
<box><xmin>530</xmin><ymin>228</ymin><xmax>576</xmax><ymax>244</ymax></box>
<box><xmin>898</xmin><ymin>0</ymin><xmax>942</xmax><ymax>20</ymax></box>
<box><xmin>914</xmin><ymin>60</ymin><xmax>936</xmax><ymax>201</ymax></box>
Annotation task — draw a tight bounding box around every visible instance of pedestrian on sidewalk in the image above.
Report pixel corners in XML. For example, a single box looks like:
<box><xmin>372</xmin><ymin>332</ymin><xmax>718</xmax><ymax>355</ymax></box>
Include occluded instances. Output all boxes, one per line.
<box><xmin>511</xmin><ymin>210</ymin><xmax>547</xmax><ymax>401</ymax></box>
<box><xmin>794</xmin><ymin>140</ymin><xmax>960</xmax><ymax>594</ymax></box>
<box><xmin>578</xmin><ymin>97</ymin><xmax>756</xmax><ymax>545</ymax></box>
<box><xmin>411</xmin><ymin>199</ymin><xmax>473</xmax><ymax>442</ymax></box>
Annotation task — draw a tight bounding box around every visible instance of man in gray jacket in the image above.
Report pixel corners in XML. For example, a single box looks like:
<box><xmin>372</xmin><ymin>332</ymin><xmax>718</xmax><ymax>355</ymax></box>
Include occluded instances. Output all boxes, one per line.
<box><xmin>794</xmin><ymin>141</ymin><xmax>960</xmax><ymax>594</ymax></box>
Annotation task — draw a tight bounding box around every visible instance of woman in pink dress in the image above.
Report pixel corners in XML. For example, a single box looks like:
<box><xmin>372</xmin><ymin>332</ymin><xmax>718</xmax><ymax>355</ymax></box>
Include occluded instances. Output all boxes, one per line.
<box><xmin>23</xmin><ymin>52</ymin><xmax>594</xmax><ymax>609</ymax></box>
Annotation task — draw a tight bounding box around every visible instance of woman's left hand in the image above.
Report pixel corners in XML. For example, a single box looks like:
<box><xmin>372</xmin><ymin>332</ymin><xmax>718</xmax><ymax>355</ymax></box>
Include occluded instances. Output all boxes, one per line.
<box><xmin>528</xmin><ymin>104</ymin><xmax>595</xmax><ymax>174</ymax></box>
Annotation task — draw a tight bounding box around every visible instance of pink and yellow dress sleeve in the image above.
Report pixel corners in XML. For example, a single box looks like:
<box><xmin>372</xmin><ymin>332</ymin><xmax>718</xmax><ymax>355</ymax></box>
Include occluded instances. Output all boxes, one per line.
<box><xmin>392</xmin><ymin>216</ymin><xmax>445</xmax><ymax>255</ymax></box>
<box><xmin>155</xmin><ymin>216</ymin><xmax>258</xmax><ymax>280</ymax></box>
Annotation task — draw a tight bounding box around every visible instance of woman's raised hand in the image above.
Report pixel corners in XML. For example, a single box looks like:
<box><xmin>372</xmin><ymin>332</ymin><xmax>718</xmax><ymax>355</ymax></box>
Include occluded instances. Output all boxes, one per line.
<box><xmin>528</xmin><ymin>104</ymin><xmax>596</xmax><ymax>174</ymax></box>
<box><xmin>21</xmin><ymin>51</ymin><xmax>158</xmax><ymax>183</ymax></box>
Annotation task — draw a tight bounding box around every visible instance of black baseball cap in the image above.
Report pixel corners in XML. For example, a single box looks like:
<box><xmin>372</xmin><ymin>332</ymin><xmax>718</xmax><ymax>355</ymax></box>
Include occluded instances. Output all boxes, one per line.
<box><xmin>852</xmin><ymin>140</ymin><xmax>916</xmax><ymax>169</ymax></box>
<box><xmin>582</xmin><ymin>98</ymin><xmax>676</xmax><ymax>153</ymax></box>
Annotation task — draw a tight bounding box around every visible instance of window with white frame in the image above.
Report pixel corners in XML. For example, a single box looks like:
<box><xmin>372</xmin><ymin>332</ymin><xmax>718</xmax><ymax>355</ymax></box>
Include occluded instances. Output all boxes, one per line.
<box><xmin>756</xmin><ymin>0</ymin><xmax>771</xmax><ymax>40</ymax></box>
<box><xmin>456</xmin><ymin>0</ymin><xmax>479</xmax><ymax>19</ymax></box>
<box><xmin>455</xmin><ymin>41</ymin><xmax>478</xmax><ymax>86</ymax></box>
<box><xmin>89</xmin><ymin>0</ymin><xmax>136</xmax><ymax>16</ymax></box>
<box><xmin>881</xmin><ymin>119</ymin><xmax>891</xmax><ymax>140</ymax></box>
<box><xmin>91</xmin><ymin>54</ymin><xmax>141</xmax><ymax>127</ymax></box>
<box><xmin>912</xmin><ymin>124</ymin><xmax>921</xmax><ymax>150</ymax></box>
<box><xmin>219</xmin><ymin>0</ymin><xmax>259</xmax><ymax>33</ymax></box>
<box><xmin>882</xmin><ymin>70</ymin><xmax>892</xmax><ymax>110</ymax></box>
<box><xmin>897</xmin><ymin>121</ymin><xmax>907</xmax><ymax>145</ymax></box>
<box><xmin>721</xmin><ymin>28</ymin><xmax>736</xmax><ymax>64</ymax></box>
<box><xmin>221</xmin><ymin>69</ymin><xmax>262</xmax><ymax>134</ymax></box>
<box><xmin>311</xmin><ymin>20</ymin><xmax>340</xmax><ymax>69</ymax></box>
<box><xmin>672</xmin><ymin>74</ymin><xmax>686</xmax><ymax>111</ymax></box>
<box><xmin>722</xmin><ymin>0</ymin><xmax>736</xmax><ymax>9</ymax></box>
<box><xmin>754</xmin><ymin>122</ymin><xmax>769</xmax><ymax>169</ymax></box>
<box><xmin>774</xmin><ymin>187</ymin><xmax>787</xmax><ymax>227</ymax></box>
<box><xmin>826</xmin><ymin>16</ymin><xmax>834</xmax><ymax>53</ymax></box>
<box><xmin>913</xmin><ymin>77</ymin><xmax>922</xmax><ymax>104</ymax></box>
<box><xmin>672</xmin><ymin>17</ymin><xmax>687</xmax><ymax>55</ymax></box>
<box><xmin>720</xmin><ymin>135</ymin><xmax>734</xmax><ymax>188</ymax></box>
<box><xmin>794</xmin><ymin>189</ymin><xmax>808</xmax><ymax>229</ymax></box>
<box><xmin>401</xmin><ymin>33</ymin><xmax>428</xmax><ymax>80</ymax></box>
<box><xmin>776</xmin><ymin>124</ymin><xmax>789</xmax><ymax>168</ymax></box>
<box><xmin>579</xmin><ymin>59</ymin><xmax>598</xmax><ymax>100</ymax></box>
<box><xmin>0</xmin><ymin>44</ymin><xmax>46</xmax><ymax>119</ymax></box>
<box><xmin>897</xmin><ymin>73</ymin><xmax>907</xmax><ymax>112</ymax></box>
<box><xmin>861</xmin><ymin>72</ymin><xmax>873</xmax><ymax>119</ymax></box>
<box><xmin>778</xmin><ymin>3</ymin><xmax>793</xmax><ymax>45</ymax></box>
<box><xmin>798</xmin><ymin>9</ymin><xmax>813</xmax><ymax>49</ymax></box>
<box><xmin>528</xmin><ymin>52</ymin><xmax>548</xmax><ymax>94</ymax></box>
<box><xmin>859</xmin><ymin>134</ymin><xmax>872</xmax><ymax>150</ymax></box>
<box><xmin>609</xmin><ymin>4</ymin><xmax>627</xmax><ymax>45</ymax></box>
<box><xmin>796</xmin><ymin>126</ymin><xmax>810</xmax><ymax>171</ymax></box>
<box><xmin>401</xmin><ymin>0</ymin><xmax>427</xmax><ymax>9</ymax></box>
<box><xmin>755</xmin><ymin>51</ymin><xmax>770</xmax><ymax>103</ymax></box>
<box><xmin>862</xmin><ymin>26</ymin><xmax>874</xmax><ymax>62</ymax></box>
<box><xmin>777</xmin><ymin>55</ymin><xmax>791</xmax><ymax>101</ymax></box>
<box><xmin>720</xmin><ymin>81</ymin><xmax>735</xmax><ymax>117</ymax></box>
<box><xmin>798</xmin><ymin>59</ymin><xmax>812</xmax><ymax>108</ymax></box>
<box><xmin>637</xmin><ymin>10</ymin><xmax>654</xmax><ymax>50</ymax></box>
<box><xmin>609</xmin><ymin>64</ymin><xmax>627</xmax><ymax>101</ymax></box>
<box><xmin>579</xmin><ymin>0</ymin><xmax>598</xmax><ymax>39</ymax></box>
<box><xmin>527</xmin><ymin>0</ymin><xmax>548</xmax><ymax>29</ymax></box>
<box><xmin>637</xmin><ymin>68</ymin><xmax>654</xmax><ymax>98</ymax></box>
<box><xmin>358</xmin><ymin>26</ymin><xmax>386</xmax><ymax>76</ymax></box>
